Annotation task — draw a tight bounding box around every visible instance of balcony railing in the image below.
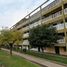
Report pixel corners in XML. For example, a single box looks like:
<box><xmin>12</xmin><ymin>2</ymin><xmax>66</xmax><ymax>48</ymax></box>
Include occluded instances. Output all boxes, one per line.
<box><xmin>29</xmin><ymin>21</ymin><xmax>41</xmax><ymax>29</ymax></box>
<box><xmin>53</xmin><ymin>22</ymin><xmax>67</xmax><ymax>30</ymax></box>
<box><xmin>14</xmin><ymin>0</ymin><xmax>62</xmax><ymax>30</ymax></box>
<box><xmin>23</xmin><ymin>33</ymin><xmax>29</xmax><ymax>38</ymax></box>
<box><xmin>21</xmin><ymin>7</ymin><xmax>67</xmax><ymax>32</ymax></box>
<box><xmin>22</xmin><ymin>40</ymin><xmax>29</xmax><ymax>45</ymax></box>
<box><xmin>54</xmin><ymin>23</ymin><xmax>64</xmax><ymax>30</ymax></box>
<box><xmin>29</xmin><ymin>8</ymin><xmax>67</xmax><ymax>29</ymax></box>
<box><xmin>42</xmin><ymin>0</ymin><xmax>61</xmax><ymax>15</ymax></box>
<box><xmin>57</xmin><ymin>39</ymin><xmax>65</xmax><ymax>43</ymax></box>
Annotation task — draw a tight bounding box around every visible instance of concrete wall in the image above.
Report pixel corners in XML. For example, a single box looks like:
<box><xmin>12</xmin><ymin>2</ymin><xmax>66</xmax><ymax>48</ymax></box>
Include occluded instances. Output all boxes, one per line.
<box><xmin>44</xmin><ymin>47</ymin><xmax>55</xmax><ymax>54</ymax></box>
<box><xmin>44</xmin><ymin>47</ymin><xmax>67</xmax><ymax>56</ymax></box>
<box><xmin>59</xmin><ymin>47</ymin><xmax>67</xmax><ymax>55</ymax></box>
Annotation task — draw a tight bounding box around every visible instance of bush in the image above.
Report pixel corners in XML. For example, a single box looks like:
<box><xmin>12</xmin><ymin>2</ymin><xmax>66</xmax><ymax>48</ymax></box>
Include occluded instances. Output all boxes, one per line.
<box><xmin>23</xmin><ymin>49</ymin><xmax>27</xmax><ymax>52</ymax></box>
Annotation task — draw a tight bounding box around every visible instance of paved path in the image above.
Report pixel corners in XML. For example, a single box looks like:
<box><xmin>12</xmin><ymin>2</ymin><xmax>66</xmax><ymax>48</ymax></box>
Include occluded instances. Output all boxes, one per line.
<box><xmin>2</xmin><ymin>48</ymin><xmax>66</xmax><ymax>67</ymax></box>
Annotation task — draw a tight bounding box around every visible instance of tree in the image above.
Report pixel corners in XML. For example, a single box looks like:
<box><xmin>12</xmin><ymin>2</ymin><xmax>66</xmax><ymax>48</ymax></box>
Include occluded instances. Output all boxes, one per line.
<box><xmin>0</xmin><ymin>34</ymin><xmax>4</xmax><ymax>50</ymax></box>
<box><xmin>28</xmin><ymin>25</ymin><xmax>59</xmax><ymax>52</ymax></box>
<box><xmin>0</xmin><ymin>29</ymin><xmax>23</xmax><ymax>55</ymax></box>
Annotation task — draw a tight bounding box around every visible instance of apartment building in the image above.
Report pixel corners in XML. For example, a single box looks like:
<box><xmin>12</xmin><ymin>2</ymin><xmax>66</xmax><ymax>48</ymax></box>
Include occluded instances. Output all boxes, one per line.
<box><xmin>12</xmin><ymin>0</ymin><xmax>67</xmax><ymax>55</ymax></box>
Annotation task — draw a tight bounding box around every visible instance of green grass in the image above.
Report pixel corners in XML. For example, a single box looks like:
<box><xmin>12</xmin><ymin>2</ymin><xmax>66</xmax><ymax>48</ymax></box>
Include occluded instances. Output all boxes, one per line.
<box><xmin>0</xmin><ymin>50</ymin><xmax>40</xmax><ymax>67</ymax></box>
<box><xmin>24</xmin><ymin>50</ymin><xmax>67</xmax><ymax>65</ymax></box>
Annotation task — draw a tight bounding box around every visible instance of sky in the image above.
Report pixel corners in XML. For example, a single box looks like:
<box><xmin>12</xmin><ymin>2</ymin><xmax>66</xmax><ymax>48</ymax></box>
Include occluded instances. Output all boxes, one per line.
<box><xmin>0</xmin><ymin>0</ymin><xmax>54</xmax><ymax>29</ymax></box>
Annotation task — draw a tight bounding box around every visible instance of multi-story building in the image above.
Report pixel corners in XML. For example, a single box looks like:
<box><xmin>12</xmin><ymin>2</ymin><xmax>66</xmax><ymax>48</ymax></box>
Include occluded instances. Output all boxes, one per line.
<box><xmin>12</xmin><ymin>0</ymin><xmax>67</xmax><ymax>55</ymax></box>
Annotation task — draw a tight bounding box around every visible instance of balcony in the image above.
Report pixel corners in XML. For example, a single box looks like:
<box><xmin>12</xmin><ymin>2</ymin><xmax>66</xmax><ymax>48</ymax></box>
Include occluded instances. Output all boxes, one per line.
<box><xmin>57</xmin><ymin>39</ymin><xmax>65</xmax><ymax>43</ymax></box>
<box><xmin>42</xmin><ymin>0</ymin><xmax>61</xmax><ymax>15</ymax></box>
<box><xmin>29</xmin><ymin>21</ymin><xmax>41</xmax><ymax>29</ymax></box>
<box><xmin>57</xmin><ymin>23</ymin><xmax>67</xmax><ymax>30</ymax></box>
<box><xmin>14</xmin><ymin>0</ymin><xmax>64</xmax><ymax>30</ymax></box>
<box><xmin>55</xmin><ymin>38</ymin><xmax>66</xmax><ymax>47</ymax></box>
<box><xmin>29</xmin><ymin>0</ymin><xmax>62</xmax><ymax>24</ymax></box>
<box><xmin>22</xmin><ymin>40</ymin><xmax>29</xmax><ymax>46</ymax></box>
<box><xmin>42</xmin><ymin>7</ymin><xmax>67</xmax><ymax>23</ymax></box>
<box><xmin>19</xmin><ymin>26</ymin><xmax>29</xmax><ymax>33</ymax></box>
<box><xmin>54</xmin><ymin>23</ymin><xmax>64</xmax><ymax>30</ymax></box>
<box><xmin>23</xmin><ymin>33</ymin><xmax>29</xmax><ymax>38</ymax></box>
<box><xmin>20</xmin><ymin>7</ymin><xmax>67</xmax><ymax>32</ymax></box>
<box><xmin>30</xmin><ymin>7</ymin><xmax>67</xmax><ymax>29</ymax></box>
<box><xmin>42</xmin><ymin>11</ymin><xmax>62</xmax><ymax>24</ymax></box>
<box><xmin>28</xmin><ymin>8</ymin><xmax>67</xmax><ymax>29</ymax></box>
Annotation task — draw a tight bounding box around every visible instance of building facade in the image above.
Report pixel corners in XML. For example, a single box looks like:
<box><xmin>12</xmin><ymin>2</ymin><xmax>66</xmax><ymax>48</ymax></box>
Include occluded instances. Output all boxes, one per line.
<box><xmin>12</xmin><ymin>0</ymin><xmax>67</xmax><ymax>55</ymax></box>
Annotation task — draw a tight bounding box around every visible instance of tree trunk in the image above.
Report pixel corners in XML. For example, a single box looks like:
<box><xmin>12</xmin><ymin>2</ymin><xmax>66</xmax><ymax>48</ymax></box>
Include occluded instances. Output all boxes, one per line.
<box><xmin>17</xmin><ymin>45</ymin><xmax>19</xmax><ymax>52</ymax></box>
<box><xmin>38</xmin><ymin>47</ymin><xmax>40</xmax><ymax>52</ymax></box>
<box><xmin>41</xmin><ymin>47</ymin><xmax>44</xmax><ymax>52</ymax></box>
<box><xmin>21</xmin><ymin>46</ymin><xmax>22</xmax><ymax>52</ymax></box>
<box><xmin>9</xmin><ymin>43</ymin><xmax>13</xmax><ymax>56</ymax></box>
<box><xmin>0</xmin><ymin>45</ymin><xmax>1</xmax><ymax>50</ymax></box>
<box><xmin>28</xmin><ymin>45</ymin><xmax>30</xmax><ymax>51</ymax></box>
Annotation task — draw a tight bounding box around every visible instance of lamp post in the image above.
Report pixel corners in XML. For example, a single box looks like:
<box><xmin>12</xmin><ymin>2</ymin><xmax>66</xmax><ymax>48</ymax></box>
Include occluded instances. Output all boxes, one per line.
<box><xmin>61</xmin><ymin>0</ymin><xmax>67</xmax><ymax>51</ymax></box>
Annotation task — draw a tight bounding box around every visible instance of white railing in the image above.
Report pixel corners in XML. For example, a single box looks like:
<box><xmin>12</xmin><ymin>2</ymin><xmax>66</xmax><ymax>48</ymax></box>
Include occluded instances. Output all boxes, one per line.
<box><xmin>65</xmin><ymin>23</ymin><xmax>67</xmax><ymax>28</ymax></box>
<box><xmin>42</xmin><ymin>0</ymin><xmax>61</xmax><ymax>14</ymax></box>
<box><xmin>28</xmin><ymin>7</ymin><xmax>67</xmax><ymax>30</ymax></box>
<box><xmin>14</xmin><ymin>0</ymin><xmax>62</xmax><ymax>30</ymax></box>
<box><xmin>19</xmin><ymin>7</ymin><xmax>67</xmax><ymax>31</ymax></box>
<box><xmin>54</xmin><ymin>23</ymin><xmax>67</xmax><ymax>30</ymax></box>
<box><xmin>23</xmin><ymin>33</ymin><xmax>29</xmax><ymax>38</ymax></box>
<box><xmin>22</xmin><ymin>40</ymin><xmax>29</xmax><ymax>45</ymax></box>
<box><xmin>64</xmin><ymin>8</ymin><xmax>67</xmax><ymax>14</ymax></box>
<box><xmin>22</xmin><ymin>26</ymin><xmax>29</xmax><ymax>32</ymax></box>
<box><xmin>42</xmin><ymin>8</ymin><xmax>67</xmax><ymax>24</ymax></box>
<box><xmin>55</xmin><ymin>23</ymin><xmax>64</xmax><ymax>30</ymax></box>
<box><xmin>57</xmin><ymin>39</ymin><xmax>65</xmax><ymax>43</ymax></box>
<box><xmin>29</xmin><ymin>20</ymin><xmax>41</xmax><ymax>29</ymax></box>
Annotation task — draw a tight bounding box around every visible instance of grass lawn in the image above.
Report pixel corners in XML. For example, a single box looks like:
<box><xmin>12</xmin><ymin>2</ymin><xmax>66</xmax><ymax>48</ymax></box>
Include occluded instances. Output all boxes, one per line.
<box><xmin>24</xmin><ymin>50</ymin><xmax>67</xmax><ymax>65</ymax></box>
<box><xmin>0</xmin><ymin>50</ymin><xmax>40</xmax><ymax>67</ymax></box>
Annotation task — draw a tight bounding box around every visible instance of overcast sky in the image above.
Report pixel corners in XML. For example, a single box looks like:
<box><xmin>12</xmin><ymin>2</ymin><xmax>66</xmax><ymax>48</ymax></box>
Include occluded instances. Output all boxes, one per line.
<box><xmin>0</xmin><ymin>0</ymin><xmax>54</xmax><ymax>29</ymax></box>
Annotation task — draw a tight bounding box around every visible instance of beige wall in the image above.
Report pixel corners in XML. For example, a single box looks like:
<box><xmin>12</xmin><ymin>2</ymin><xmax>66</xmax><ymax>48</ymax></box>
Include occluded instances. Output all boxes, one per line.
<box><xmin>44</xmin><ymin>47</ymin><xmax>67</xmax><ymax>56</ymax></box>
<box><xmin>44</xmin><ymin>47</ymin><xmax>55</xmax><ymax>54</ymax></box>
<box><xmin>60</xmin><ymin>47</ymin><xmax>67</xmax><ymax>55</ymax></box>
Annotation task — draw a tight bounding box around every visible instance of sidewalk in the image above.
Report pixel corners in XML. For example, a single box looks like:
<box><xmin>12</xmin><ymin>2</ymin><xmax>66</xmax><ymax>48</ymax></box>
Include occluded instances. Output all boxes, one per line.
<box><xmin>2</xmin><ymin>48</ymin><xmax>66</xmax><ymax>67</ymax></box>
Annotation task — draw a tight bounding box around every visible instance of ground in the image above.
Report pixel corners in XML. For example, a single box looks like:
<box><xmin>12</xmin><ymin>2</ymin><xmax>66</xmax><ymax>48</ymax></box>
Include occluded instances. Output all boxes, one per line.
<box><xmin>0</xmin><ymin>50</ymin><xmax>40</xmax><ymax>67</ymax></box>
